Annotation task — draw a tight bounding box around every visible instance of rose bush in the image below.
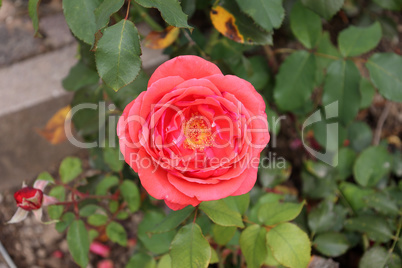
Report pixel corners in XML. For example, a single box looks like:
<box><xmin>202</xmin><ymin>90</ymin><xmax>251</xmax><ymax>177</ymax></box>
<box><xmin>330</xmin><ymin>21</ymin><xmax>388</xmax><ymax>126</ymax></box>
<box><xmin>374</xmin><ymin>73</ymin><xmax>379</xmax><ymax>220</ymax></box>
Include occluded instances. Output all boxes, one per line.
<box><xmin>118</xmin><ymin>55</ymin><xmax>270</xmax><ymax>210</ymax></box>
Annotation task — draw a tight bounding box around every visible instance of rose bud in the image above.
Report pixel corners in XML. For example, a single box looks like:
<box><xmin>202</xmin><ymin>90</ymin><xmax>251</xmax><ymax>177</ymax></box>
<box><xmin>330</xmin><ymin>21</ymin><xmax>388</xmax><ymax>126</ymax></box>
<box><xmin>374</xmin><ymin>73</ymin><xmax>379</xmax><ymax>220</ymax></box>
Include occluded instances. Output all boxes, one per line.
<box><xmin>7</xmin><ymin>180</ymin><xmax>59</xmax><ymax>224</ymax></box>
<box><xmin>118</xmin><ymin>55</ymin><xmax>270</xmax><ymax>210</ymax></box>
<box><xmin>14</xmin><ymin>186</ymin><xmax>44</xmax><ymax>210</ymax></box>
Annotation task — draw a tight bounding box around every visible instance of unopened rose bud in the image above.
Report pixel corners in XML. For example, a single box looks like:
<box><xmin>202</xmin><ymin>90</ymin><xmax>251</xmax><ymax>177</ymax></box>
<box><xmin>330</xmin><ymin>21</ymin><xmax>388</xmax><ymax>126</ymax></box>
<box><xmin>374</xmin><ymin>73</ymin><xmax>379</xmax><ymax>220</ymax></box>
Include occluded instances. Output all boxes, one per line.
<box><xmin>14</xmin><ymin>187</ymin><xmax>43</xmax><ymax>210</ymax></box>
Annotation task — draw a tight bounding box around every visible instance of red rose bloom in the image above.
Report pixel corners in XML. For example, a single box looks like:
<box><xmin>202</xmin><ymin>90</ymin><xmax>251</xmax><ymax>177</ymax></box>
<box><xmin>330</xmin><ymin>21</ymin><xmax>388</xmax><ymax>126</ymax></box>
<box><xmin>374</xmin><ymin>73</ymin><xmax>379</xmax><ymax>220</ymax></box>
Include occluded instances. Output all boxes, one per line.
<box><xmin>14</xmin><ymin>186</ymin><xmax>43</xmax><ymax>210</ymax></box>
<box><xmin>118</xmin><ymin>56</ymin><xmax>269</xmax><ymax>210</ymax></box>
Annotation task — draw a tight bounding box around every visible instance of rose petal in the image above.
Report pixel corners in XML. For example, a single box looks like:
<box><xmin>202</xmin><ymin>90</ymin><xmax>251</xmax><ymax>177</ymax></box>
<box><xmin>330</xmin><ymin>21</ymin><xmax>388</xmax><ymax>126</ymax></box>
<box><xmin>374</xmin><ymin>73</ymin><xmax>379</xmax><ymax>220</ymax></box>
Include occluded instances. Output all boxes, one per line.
<box><xmin>137</xmin><ymin>149</ymin><xmax>200</xmax><ymax>207</ymax></box>
<box><xmin>7</xmin><ymin>208</ymin><xmax>29</xmax><ymax>224</ymax></box>
<box><xmin>33</xmin><ymin>180</ymin><xmax>50</xmax><ymax>191</ymax></box>
<box><xmin>148</xmin><ymin>56</ymin><xmax>222</xmax><ymax>87</ymax></box>
<box><xmin>164</xmin><ymin>200</ymin><xmax>190</xmax><ymax>211</ymax></box>
<box><xmin>205</xmin><ymin>74</ymin><xmax>266</xmax><ymax>117</ymax></box>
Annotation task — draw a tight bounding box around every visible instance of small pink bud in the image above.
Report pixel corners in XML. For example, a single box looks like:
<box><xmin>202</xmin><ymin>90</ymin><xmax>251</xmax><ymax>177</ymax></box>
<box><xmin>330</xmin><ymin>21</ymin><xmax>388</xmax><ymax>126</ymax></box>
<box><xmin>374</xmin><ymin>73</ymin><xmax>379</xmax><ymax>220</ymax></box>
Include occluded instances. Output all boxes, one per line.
<box><xmin>52</xmin><ymin>250</ymin><xmax>64</xmax><ymax>259</ymax></box>
<box><xmin>14</xmin><ymin>187</ymin><xmax>43</xmax><ymax>210</ymax></box>
<box><xmin>90</xmin><ymin>241</ymin><xmax>110</xmax><ymax>258</ymax></box>
<box><xmin>97</xmin><ymin>259</ymin><xmax>114</xmax><ymax>268</ymax></box>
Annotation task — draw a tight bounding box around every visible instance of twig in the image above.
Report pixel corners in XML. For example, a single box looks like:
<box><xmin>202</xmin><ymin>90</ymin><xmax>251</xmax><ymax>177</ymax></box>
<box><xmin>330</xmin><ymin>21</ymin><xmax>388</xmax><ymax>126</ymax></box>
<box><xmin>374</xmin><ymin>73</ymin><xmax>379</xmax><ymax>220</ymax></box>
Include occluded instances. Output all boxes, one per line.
<box><xmin>0</xmin><ymin>240</ymin><xmax>17</xmax><ymax>268</ymax></box>
<box><xmin>125</xmin><ymin>0</ymin><xmax>131</xmax><ymax>20</ymax></box>
<box><xmin>263</xmin><ymin>45</ymin><xmax>279</xmax><ymax>73</ymax></box>
<box><xmin>373</xmin><ymin>101</ymin><xmax>392</xmax><ymax>145</ymax></box>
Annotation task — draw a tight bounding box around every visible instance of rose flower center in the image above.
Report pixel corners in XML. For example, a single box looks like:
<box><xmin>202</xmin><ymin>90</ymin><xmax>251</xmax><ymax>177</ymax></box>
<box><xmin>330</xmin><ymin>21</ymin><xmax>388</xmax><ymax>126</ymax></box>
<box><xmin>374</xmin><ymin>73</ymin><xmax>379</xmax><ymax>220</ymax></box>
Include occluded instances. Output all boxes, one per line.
<box><xmin>183</xmin><ymin>115</ymin><xmax>215</xmax><ymax>151</ymax></box>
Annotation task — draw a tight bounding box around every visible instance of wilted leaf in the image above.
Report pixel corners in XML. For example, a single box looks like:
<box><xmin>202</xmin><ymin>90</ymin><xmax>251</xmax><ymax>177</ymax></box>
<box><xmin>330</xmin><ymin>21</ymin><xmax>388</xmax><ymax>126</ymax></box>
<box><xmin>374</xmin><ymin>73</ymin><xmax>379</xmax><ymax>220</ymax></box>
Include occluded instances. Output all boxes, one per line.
<box><xmin>145</xmin><ymin>26</ymin><xmax>180</xmax><ymax>49</ymax></box>
<box><xmin>37</xmin><ymin>105</ymin><xmax>71</xmax><ymax>145</ymax></box>
<box><xmin>210</xmin><ymin>4</ymin><xmax>272</xmax><ymax>45</ymax></box>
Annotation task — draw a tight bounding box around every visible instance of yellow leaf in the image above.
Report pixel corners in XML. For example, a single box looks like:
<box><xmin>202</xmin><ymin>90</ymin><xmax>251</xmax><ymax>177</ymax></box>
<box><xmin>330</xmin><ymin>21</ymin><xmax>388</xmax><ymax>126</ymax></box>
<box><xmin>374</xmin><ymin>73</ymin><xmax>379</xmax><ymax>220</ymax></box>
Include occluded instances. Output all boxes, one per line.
<box><xmin>144</xmin><ymin>26</ymin><xmax>180</xmax><ymax>49</ymax></box>
<box><xmin>36</xmin><ymin>105</ymin><xmax>72</xmax><ymax>145</ymax></box>
<box><xmin>210</xmin><ymin>6</ymin><xmax>244</xmax><ymax>43</ymax></box>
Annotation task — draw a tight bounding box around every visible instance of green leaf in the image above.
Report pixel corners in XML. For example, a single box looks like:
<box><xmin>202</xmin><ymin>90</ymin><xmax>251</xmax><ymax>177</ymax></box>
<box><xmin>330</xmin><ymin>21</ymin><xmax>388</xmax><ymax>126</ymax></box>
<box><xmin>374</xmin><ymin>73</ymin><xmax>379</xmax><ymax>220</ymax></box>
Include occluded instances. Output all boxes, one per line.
<box><xmin>199</xmin><ymin>200</ymin><xmax>244</xmax><ymax>227</ymax></box>
<box><xmin>36</xmin><ymin>171</ymin><xmax>55</xmax><ymax>183</ymax></box>
<box><xmin>222</xmin><ymin>193</ymin><xmax>250</xmax><ymax>215</ymax></box>
<box><xmin>126</xmin><ymin>253</ymin><xmax>156</xmax><ymax>268</ymax></box>
<box><xmin>210</xmin><ymin>247</ymin><xmax>219</xmax><ymax>264</ymax></box>
<box><xmin>56</xmin><ymin>212</ymin><xmax>75</xmax><ymax>233</ymax></box>
<box><xmin>62</xmin><ymin>61</ymin><xmax>99</xmax><ymax>91</ymax></box>
<box><xmin>322</xmin><ymin>60</ymin><xmax>361</xmax><ymax>126</ymax></box>
<box><xmin>59</xmin><ymin>157</ymin><xmax>82</xmax><ymax>183</ymax></box>
<box><xmin>266</xmin><ymin>223</ymin><xmax>311</xmax><ymax>268</ymax></box>
<box><xmin>120</xmin><ymin>180</ymin><xmax>140</xmax><ymax>212</ymax></box>
<box><xmin>345</xmin><ymin>215</ymin><xmax>394</xmax><ymax>243</ymax></box>
<box><xmin>212</xmin><ymin>224</ymin><xmax>237</xmax><ymax>246</ymax></box>
<box><xmin>106</xmin><ymin>221</ymin><xmax>127</xmax><ymax>246</ymax></box>
<box><xmin>96</xmin><ymin>19</ymin><xmax>142</xmax><ymax>91</ymax></box>
<box><xmin>290</xmin><ymin>1</ymin><xmax>322</xmax><ymax>49</ymax></box>
<box><xmin>67</xmin><ymin>220</ymin><xmax>90</xmax><ymax>268</ymax></box>
<box><xmin>47</xmin><ymin>186</ymin><xmax>65</xmax><ymax>220</ymax></box>
<box><xmin>258</xmin><ymin>201</ymin><xmax>305</xmax><ymax>226</ymax></box>
<box><xmin>313</xmin><ymin>232</ymin><xmax>349</xmax><ymax>257</ymax></box>
<box><xmin>359</xmin><ymin>78</ymin><xmax>375</xmax><ymax>109</ymax></box>
<box><xmin>334</xmin><ymin>148</ymin><xmax>356</xmax><ymax>181</ymax></box>
<box><xmin>234</xmin><ymin>0</ymin><xmax>284</xmax><ymax>32</ymax></box>
<box><xmin>157</xmin><ymin>254</ymin><xmax>171</xmax><ymax>268</ymax></box>
<box><xmin>94</xmin><ymin>0</ymin><xmax>125</xmax><ymax>33</ymax></box>
<box><xmin>338</xmin><ymin>22</ymin><xmax>382</xmax><ymax>57</ymax></box>
<box><xmin>79</xmin><ymin>204</ymin><xmax>105</xmax><ymax>217</ymax></box>
<box><xmin>314</xmin><ymin>31</ymin><xmax>341</xmax><ymax>86</ymax></box>
<box><xmin>248</xmin><ymin>193</ymin><xmax>284</xmax><ymax>223</ymax></box>
<box><xmin>88</xmin><ymin>214</ymin><xmax>108</xmax><ymax>226</ymax></box>
<box><xmin>95</xmin><ymin>175</ymin><xmax>119</xmax><ymax>195</ymax></box>
<box><xmin>372</xmin><ymin>0</ymin><xmax>402</xmax><ymax>11</ymax></box>
<box><xmin>339</xmin><ymin>182</ymin><xmax>374</xmax><ymax>212</ymax></box>
<box><xmin>366</xmin><ymin>53</ymin><xmax>402</xmax><ymax>102</ymax></box>
<box><xmin>347</xmin><ymin>121</ymin><xmax>373</xmax><ymax>152</ymax></box>
<box><xmin>301</xmin><ymin>0</ymin><xmax>344</xmax><ymax>20</ymax></box>
<box><xmin>150</xmin><ymin>206</ymin><xmax>195</xmax><ymax>234</ymax></box>
<box><xmin>240</xmin><ymin>225</ymin><xmax>267</xmax><ymax>268</ymax></box>
<box><xmin>28</xmin><ymin>0</ymin><xmax>41</xmax><ymax>37</ymax></box>
<box><xmin>363</xmin><ymin>192</ymin><xmax>400</xmax><ymax>217</ymax></box>
<box><xmin>210</xmin><ymin>3</ymin><xmax>273</xmax><ymax>45</ymax></box>
<box><xmin>359</xmin><ymin>246</ymin><xmax>388</xmax><ymax>268</ymax></box>
<box><xmin>308</xmin><ymin>202</ymin><xmax>347</xmax><ymax>235</ymax></box>
<box><xmin>103</xmin><ymin>146</ymin><xmax>124</xmax><ymax>172</ymax></box>
<box><xmin>135</xmin><ymin>0</ymin><xmax>191</xmax><ymax>28</ymax></box>
<box><xmin>264</xmin><ymin>246</ymin><xmax>280</xmax><ymax>266</ymax></box>
<box><xmin>274</xmin><ymin>51</ymin><xmax>316</xmax><ymax>111</ymax></box>
<box><xmin>62</xmin><ymin>0</ymin><xmax>102</xmax><ymax>44</ymax></box>
<box><xmin>138</xmin><ymin>211</ymin><xmax>176</xmax><ymax>254</ymax></box>
<box><xmin>354</xmin><ymin>146</ymin><xmax>393</xmax><ymax>187</ymax></box>
<box><xmin>170</xmin><ymin>223</ymin><xmax>211</xmax><ymax>268</ymax></box>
